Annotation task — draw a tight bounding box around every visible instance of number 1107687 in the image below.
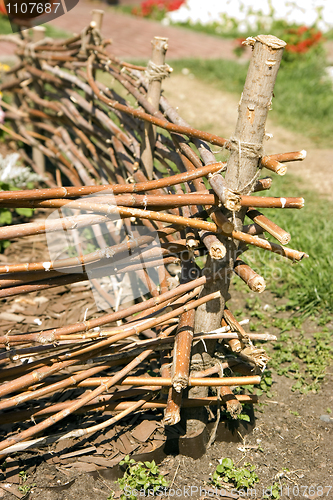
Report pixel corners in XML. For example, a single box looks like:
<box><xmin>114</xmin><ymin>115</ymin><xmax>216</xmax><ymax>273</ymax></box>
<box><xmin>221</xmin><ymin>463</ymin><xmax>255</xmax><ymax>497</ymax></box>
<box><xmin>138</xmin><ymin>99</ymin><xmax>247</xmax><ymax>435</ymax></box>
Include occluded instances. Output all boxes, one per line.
<box><xmin>280</xmin><ymin>484</ymin><xmax>332</xmax><ymax>497</ymax></box>
<box><xmin>6</xmin><ymin>2</ymin><xmax>60</xmax><ymax>15</ymax></box>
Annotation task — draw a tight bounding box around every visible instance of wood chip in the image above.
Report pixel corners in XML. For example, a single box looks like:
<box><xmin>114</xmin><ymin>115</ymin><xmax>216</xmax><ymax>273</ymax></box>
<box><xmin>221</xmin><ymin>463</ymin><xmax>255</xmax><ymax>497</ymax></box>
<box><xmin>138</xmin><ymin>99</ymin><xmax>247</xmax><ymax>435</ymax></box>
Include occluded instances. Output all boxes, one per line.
<box><xmin>78</xmin><ymin>456</ymin><xmax>121</xmax><ymax>468</ymax></box>
<box><xmin>60</xmin><ymin>446</ymin><xmax>97</xmax><ymax>459</ymax></box>
<box><xmin>4</xmin><ymin>474</ymin><xmax>20</xmax><ymax>484</ymax></box>
<box><xmin>22</xmin><ymin>315</ymin><xmax>43</xmax><ymax>324</ymax></box>
<box><xmin>131</xmin><ymin>420</ymin><xmax>159</xmax><ymax>442</ymax></box>
<box><xmin>0</xmin><ymin>483</ymin><xmax>25</xmax><ymax>499</ymax></box>
<box><xmin>0</xmin><ymin>313</ymin><xmax>25</xmax><ymax>323</ymax></box>
<box><xmin>117</xmin><ymin>432</ymin><xmax>140</xmax><ymax>454</ymax></box>
<box><xmin>49</xmin><ymin>302</ymin><xmax>67</xmax><ymax>313</ymax></box>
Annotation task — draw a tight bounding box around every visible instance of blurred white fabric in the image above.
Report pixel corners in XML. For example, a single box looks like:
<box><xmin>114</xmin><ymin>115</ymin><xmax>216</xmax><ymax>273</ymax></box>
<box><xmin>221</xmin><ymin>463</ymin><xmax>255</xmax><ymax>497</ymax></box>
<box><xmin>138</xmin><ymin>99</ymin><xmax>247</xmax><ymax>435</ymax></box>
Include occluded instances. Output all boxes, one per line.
<box><xmin>165</xmin><ymin>0</ymin><xmax>333</xmax><ymax>32</ymax></box>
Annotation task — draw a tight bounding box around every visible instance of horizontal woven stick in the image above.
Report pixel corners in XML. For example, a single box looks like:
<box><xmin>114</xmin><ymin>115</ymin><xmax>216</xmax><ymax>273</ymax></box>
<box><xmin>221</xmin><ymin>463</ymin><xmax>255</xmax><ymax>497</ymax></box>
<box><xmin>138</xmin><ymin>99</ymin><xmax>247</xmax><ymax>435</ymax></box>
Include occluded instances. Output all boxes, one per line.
<box><xmin>0</xmin><ymin>351</ymin><xmax>152</xmax><ymax>412</ymax></box>
<box><xmin>232</xmin><ymin>231</ymin><xmax>308</xmax><ymax>261</ymax></box>
<box><xmin>0</xmin><ymin>211</ymin><xmax>307</xmax><ymax>270</ymax></box>
<box><xmin>0</xmin><ymin>233</ymin><xmax>155</xmax><ymax>274</ymax></box>
<box><xmin>86</xmin><ymin>54</ymin><xmax>228</xmax><ymax>147</ymax></box>
<box><xmin>82</xmin><ymin>331</ymin><xmax>277</xmax><ymax>352</ymax></box>
<box><xmin>61</xmin><ymin>292</ymin><xmax>220</xmax><ymax>342</ymax></box>
<box><xmin>246</xmin><ymin>207</ymin><xmax>291</xmax><ymax>245</ymax></box>
<box><xmin>240</xmin><ymin>196</ymin><xmax>304</xmax><ymax>209</ymax></box>
<box><xmin>253</xmin><ymin>177</ymin><xmax>272</xmax><ymax>192</ymax></box>
<box><xmin>0</xmin><ymin>394</ymin><xmax>257</xmax><ymax>428</ymax></box>
<box><xmin>0</xmin><ymin>212</ymin><xmax>112</xmax><ymax>241</ymax></box>
<box><xmin>0</xmin><ymin>274</ymin><xmax>211</xmax><ymax>345</ymax></box>
<box><xmin>0</xmin><ymin>162</ymin><xmax>224</xmax><ymax>202</ymax></box>
<box><xmin>0</xmin><ymin>349</ymin><xmax>98</xmax><ymax>399</ymax></box>
<box><xmin>79</xmin><ymin>375</ymin><xmax>261</xmax><ymax>387</ymax></box>
<box><xmin>0</xmin><ymin>283</ymin><xmax>217</xmax><ymax>348</ymax></box>
<box><xmin>0</xmin><ymin>249</ymin><xmax>177</xmax><ymax>287</ymax></box>
<box><xmin>14</xmin><ymin>200</ymin><xmax>307</xmax><ymax>260</ymax></box>
<box><xmin>0</xmin><ymin>256</ymin><xmax>177</xmax><ymax>297</ymax></box>
<box><xmin>261</xmin><ymin>158</ymin><xmax>287</xmax><ymax>176</ymax></box>
<box><xmin>0</xmin><ymin>306</ymin><xmax>183</xmax><ymax>452</ymax></box>
<box><xmin>262</xmin><ymin>150</ymin><xmax>306</xmax><ymax>164</ymax></box>
<box><xmin>234</xmin><ymin>259</ymin><xmax>266</xmax><ymax>293</ymax></box>
<box><xmin>0</xmin><ymin>194</ymin><xmax>304</xmax><ymax>212</ymax></box>
<box><xmin>22</xmin><ymin>199</ymin><xmax>222</xmax><ymax>233</ymax></box>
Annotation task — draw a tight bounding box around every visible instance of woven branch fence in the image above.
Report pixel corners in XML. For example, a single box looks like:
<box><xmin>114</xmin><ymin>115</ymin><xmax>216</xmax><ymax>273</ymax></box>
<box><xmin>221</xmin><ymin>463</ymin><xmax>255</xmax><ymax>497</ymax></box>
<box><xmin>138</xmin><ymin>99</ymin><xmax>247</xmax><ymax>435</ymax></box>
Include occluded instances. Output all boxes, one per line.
<box><xmin>0</xmin><ymin>13</ymin><xmax>308</xmax><ymax>458</ymax></box>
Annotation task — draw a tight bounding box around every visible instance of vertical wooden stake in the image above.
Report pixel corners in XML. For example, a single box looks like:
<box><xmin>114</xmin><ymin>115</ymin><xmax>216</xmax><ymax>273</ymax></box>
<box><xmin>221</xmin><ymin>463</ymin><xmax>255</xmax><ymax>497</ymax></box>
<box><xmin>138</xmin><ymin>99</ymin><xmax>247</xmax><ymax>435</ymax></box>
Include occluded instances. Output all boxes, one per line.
<box><xmin>188</xmin><ymin>35</ymin><xmax>286</xmax><ymax>444</ymax></box>
<box><xmin>90</xmin><ymin>9</ymin><xmax>104</xmax><ymax>30</ymax></box>
<box><xmin>32</xmin><ymin>26</ymin><xmax>46</xmax><ymax>174</ymax></box>
<box><xmin>141</xmin><ymin>37</ymin><xmax>169</xmax><ymax>180</ymax></box>
<box><xmin>32</xmin><ymin>26</ymin><xmax>45</xmax><ymax>42</ymax></box>
<box><xmin>225</xmin><ymin>35</ymin><xmax>286</xmax><ymax>200</ymax></box>
<box><xmin>195</xmin><ymin>35</ymin><xmax>286</xmax><ymax>334</ymax></box>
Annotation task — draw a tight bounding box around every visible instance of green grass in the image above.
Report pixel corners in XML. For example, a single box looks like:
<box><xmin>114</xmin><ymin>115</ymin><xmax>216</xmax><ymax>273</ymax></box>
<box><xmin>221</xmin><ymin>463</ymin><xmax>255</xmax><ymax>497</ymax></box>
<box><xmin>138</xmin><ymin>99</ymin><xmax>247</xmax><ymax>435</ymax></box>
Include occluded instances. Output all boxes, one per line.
<box><xmin>268</xmin><ymin>330</ymin><xmax>333</xmax><ymax>393</ymax></box>
<box><xmin>170</xmin><ymin>55</ymin><xmax>333</xmax><ymax>148</ymax></box>
<box><xmin>242</xmin><ymin>173</ymin><xmax>333</xmax><ymax>320</ymax></box>
<box><xmin>0</xmin><ymin>16</ymin><xmax>70</xmax><ymax>38</ymax></box>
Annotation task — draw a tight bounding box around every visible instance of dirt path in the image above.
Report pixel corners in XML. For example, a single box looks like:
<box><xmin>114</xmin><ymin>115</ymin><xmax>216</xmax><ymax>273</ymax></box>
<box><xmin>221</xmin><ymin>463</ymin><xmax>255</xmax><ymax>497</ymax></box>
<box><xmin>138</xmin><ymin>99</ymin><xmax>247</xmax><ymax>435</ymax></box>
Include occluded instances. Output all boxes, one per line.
<box><xmin>163</xmin><ymin>74</ymin><xmax>333</xmax><ymax>199</ymax></box>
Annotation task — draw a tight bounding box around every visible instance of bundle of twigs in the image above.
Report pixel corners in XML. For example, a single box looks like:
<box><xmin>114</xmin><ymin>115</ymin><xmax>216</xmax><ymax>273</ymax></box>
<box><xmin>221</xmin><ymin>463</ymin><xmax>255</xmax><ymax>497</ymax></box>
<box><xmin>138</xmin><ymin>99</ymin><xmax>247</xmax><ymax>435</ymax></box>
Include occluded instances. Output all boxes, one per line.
<box><xmin>0</xmin><ymin>14</ymin><xmax>308</xmax><ymax>457</ymax></box>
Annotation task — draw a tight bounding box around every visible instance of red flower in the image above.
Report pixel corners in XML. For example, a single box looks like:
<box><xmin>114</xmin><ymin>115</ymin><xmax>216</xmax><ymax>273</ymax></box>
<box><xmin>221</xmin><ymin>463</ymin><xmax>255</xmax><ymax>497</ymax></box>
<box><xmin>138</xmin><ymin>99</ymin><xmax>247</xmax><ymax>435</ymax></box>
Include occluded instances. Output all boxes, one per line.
<box><xmin>133</xmin><ymin>0</ymin><xmax>185</xmax><ymax>18</ymax></box>
<box><xmin>0</xmin><ymin>0</ymin><xmax>7</xmax><ymax>15</ymax></box>
<box><xmin>284</xmin><ymin>25</ymin><xmax>323</xmax><ymax>56</ymax></box>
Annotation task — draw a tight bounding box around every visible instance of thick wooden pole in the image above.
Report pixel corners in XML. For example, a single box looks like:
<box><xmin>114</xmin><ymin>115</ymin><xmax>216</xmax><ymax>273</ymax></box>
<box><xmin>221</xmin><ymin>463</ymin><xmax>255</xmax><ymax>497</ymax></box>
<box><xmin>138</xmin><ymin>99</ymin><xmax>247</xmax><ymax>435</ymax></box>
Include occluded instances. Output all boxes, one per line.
<box><xmin>195</xmin><ymin>35</ymin><xmax>286</xmax><ymax>334</ymax></box>
<box><xmin>91</xmin><ymin>9</ymin><xmax>104</xmax><ymax>30</ymax></box>
<box><xmin>188</xmin><ymin>35</ymin><xmax>286</xmax><ymax>441</ymax></box>
<box><xmin>32</xmin><ymin>26</ymin><xmax>46</xmax><ymax>174</ymax></box>
<box><xmin>225</xmin><ymin>35</ymin><xmax>286</xmax><ymax>199</ymax></box>
<box><xmin>141</xmin><ymin>37</ymin><xmax>169</xmax><ymax>179</ymax></box>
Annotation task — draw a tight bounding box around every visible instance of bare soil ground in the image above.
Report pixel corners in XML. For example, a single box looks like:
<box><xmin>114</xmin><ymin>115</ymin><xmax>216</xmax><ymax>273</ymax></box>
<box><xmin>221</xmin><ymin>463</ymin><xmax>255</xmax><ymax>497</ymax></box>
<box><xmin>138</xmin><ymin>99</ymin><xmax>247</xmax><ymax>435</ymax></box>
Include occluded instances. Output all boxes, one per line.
<box><xmin>0</xmin><ymin>78</ymin><xmax>332</xmax><ymax>500</ymax></box>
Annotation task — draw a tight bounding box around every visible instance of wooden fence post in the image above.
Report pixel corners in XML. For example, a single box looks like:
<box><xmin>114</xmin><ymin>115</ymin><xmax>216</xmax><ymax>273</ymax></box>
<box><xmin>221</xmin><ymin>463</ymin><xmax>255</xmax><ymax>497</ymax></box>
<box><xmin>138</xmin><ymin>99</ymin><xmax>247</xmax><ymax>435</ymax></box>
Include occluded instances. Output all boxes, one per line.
<box><xmin>91</xmin><ymin>9</ymin><xmax>104</xmax><ymax>30</ymax></box>
<box><xmin>185</xmin><ymin>35</ymin><xmax>286</xmax><ymax>445</ymax></box>
<box><xmin>32</xmin><ymin>26</ymin><xmax>46</xmax><ymax>174</ymax></box>
<box><xmin>141</xmin><ymin>36</ymin><xmax>169</xmax><ymax>180</ymax></box>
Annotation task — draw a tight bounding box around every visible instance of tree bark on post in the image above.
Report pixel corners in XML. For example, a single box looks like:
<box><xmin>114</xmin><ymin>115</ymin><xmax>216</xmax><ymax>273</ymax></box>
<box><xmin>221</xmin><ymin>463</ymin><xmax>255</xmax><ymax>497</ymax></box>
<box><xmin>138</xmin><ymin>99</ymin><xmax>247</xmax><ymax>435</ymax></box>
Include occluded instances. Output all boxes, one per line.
<box><xmin>32</xmin><ymin>26</ymin><xmax>46</xmax><ymax>174</ymax></box>
<box><xmin>91</xmin><ymin>9</ymin><xmax>104</xmax><ymax>30</ymax></box>
<box><xmin>141</xmin><ymin>37</ymin><xmax>169</xmax><ymax>180</ymax></box>
<box><xmin>187</xmin><ymin>35</ymin><xmax>286</xmax><ymax>444</ymax></box>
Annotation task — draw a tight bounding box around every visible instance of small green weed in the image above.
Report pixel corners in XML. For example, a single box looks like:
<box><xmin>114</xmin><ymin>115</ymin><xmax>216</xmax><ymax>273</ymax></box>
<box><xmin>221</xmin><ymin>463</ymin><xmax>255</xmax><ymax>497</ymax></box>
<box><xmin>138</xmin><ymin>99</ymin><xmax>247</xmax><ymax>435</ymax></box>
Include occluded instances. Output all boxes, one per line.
<box><xmin>246</xmin><ymin>370</ymin><xmax>274</xmax><ymax>398</ymax></box>
<box><xmin>237</xmin><ymin>412</ymin><xmax>251</xmax><ymax>422</ymax></box>
<box><xmin>18</xmin><ymin>470</ymin><xmax>35</xmax><ymax>493</ymax></box>
<box><xmin>243</xmin><ymin>174</ymin><xmax>333</xmax><ymax>322</ymax></box>
<box><xmin>263</xmin><ymin>482</ymin><xmax>281</xmax><ymax>499</ymax></box>
<box><xmin>117</xmin><ymin>456</ymin><xmax>168</xmax><ymax>500</ymax></box>
<box><xmin>212</xmin><ymin>458</ymin><xmax>259</xmax><ymax>490</ymax></box>
<box><xmin>19</xmin><ymin>470</ymin><xmax>28</xmax><ymax>482</ymax></box>
<box><xmin>18</xmin><ymin>483</ymin><xmax>35</xmax><ymax>494</ymax></box>
<box><xmin>268</xmin><ymin>331</ymin><xmax>333</xmax><ymax>393</ymax></box>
